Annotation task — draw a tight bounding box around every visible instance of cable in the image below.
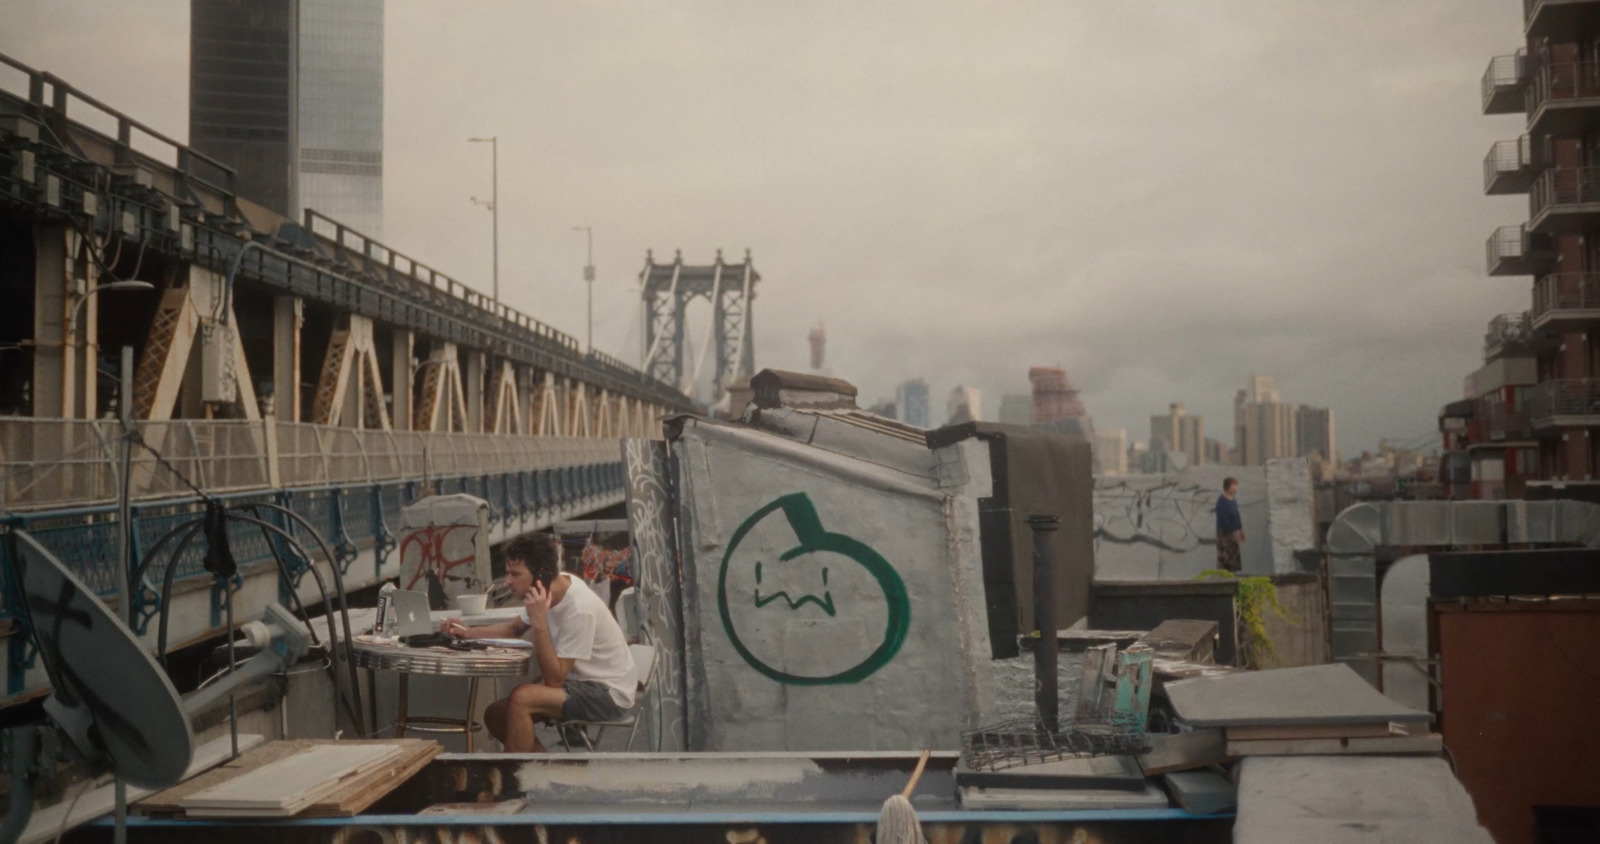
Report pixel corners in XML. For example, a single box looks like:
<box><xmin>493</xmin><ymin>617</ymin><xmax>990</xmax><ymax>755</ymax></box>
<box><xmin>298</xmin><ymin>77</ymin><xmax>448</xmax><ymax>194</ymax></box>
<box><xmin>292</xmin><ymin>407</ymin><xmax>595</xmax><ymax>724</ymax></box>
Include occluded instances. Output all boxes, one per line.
<box><xmin>50</xmin><ymin>778</ymin><xmax>91</xmax><ymax>844</ymax></box>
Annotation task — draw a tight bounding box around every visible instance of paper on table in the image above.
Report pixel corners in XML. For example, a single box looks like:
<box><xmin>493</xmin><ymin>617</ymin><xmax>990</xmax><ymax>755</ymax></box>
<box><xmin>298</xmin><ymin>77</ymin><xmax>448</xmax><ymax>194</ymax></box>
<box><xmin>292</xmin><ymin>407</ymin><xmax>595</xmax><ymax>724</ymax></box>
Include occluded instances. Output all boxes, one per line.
<box><xmin>479</xmin><ymin>638</ymin><xmax>533</xmax><ymax>649</ymax></box>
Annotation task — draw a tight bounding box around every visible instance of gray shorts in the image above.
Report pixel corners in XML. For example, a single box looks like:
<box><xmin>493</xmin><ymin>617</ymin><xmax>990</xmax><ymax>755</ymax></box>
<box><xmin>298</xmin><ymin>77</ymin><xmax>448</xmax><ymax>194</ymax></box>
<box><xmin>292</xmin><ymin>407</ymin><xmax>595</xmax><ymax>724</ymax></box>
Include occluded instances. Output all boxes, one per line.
<box><xmin>560</xmin><ymin>677</ymin><xmax>626</xmax><ymax>722</ymax></box>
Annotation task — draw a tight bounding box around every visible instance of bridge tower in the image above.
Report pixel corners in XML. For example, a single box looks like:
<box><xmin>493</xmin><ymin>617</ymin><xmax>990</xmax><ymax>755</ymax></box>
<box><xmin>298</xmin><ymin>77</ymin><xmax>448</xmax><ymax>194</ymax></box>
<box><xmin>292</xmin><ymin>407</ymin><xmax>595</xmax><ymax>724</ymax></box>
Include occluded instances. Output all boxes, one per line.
<box><xmin>640</xmin><ymin>249</ymin><xmax>759</xmax><ymax>405</ymax></box>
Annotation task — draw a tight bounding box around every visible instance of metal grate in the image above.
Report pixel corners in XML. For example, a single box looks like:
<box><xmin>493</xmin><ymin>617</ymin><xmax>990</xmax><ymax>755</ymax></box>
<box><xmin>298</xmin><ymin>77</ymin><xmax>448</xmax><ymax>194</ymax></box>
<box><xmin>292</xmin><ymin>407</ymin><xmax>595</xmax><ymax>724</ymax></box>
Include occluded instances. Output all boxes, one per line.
<box><xmin>960</xmin><ymin>716</ymin><xmax>1150</xmax><ymax>774</ymax></box>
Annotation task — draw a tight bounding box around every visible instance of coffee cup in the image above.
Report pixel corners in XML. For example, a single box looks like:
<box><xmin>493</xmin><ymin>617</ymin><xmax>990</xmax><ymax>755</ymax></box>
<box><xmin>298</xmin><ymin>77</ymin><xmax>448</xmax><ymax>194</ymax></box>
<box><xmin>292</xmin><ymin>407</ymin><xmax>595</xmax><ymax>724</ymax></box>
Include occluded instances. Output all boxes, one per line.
<box><xmin>456</xmin><ymin>593</ymin><xmax>488</xmax><ymax>616</ymax></box>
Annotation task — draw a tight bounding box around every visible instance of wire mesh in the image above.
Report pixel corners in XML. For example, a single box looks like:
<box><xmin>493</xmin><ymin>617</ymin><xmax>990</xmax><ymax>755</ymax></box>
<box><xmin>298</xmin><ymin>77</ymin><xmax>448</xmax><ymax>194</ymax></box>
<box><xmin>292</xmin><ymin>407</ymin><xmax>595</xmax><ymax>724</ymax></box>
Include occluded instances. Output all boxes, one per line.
<box><xmin>961</xmin><ymin>714</ymin><xmax>1150</xmax><ymax>773</ymax></box>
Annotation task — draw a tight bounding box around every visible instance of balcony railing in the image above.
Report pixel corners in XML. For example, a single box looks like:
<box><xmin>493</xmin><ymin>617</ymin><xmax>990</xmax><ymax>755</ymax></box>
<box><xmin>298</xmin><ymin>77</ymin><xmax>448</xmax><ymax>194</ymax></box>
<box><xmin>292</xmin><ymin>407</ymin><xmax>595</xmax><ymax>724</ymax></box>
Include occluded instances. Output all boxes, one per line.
<box><xmin>1526</xmin><ymin>61</ymin><xmax>1600</xmax><ymax>126</ymax></box>
<box><xmin>1484</xmin><ymin>311</ymin><xmax>1536</xmax><ymax>358</ymax></box>
<box><xmin>1483</xmin><ymin>50</ymin><xmax>1530</xmax><ymax>114</ymax></box>
<box><xmin>1527</xmin><ymin>378</ymin><xmax>1600</xmax><ymax>426</ymax></box>
<box><xmin>1533</xmin><ymin>272</ymin><xmax>1600</xmax><ymax>324</ymax></box>
<box><xmin>1484</xmin><ymin>135</ymin><xmax>1539</xmax><ymax>195</ymax></box>
<box><xmin>1530</xmin><ymin>166</ymin><xmax>1600</xmax><ymax>223</ymax></box>
<box><xmin>1487</xmin><ymin>224</ymin><xmax>1554</xmax><ymax>276</ymax></box>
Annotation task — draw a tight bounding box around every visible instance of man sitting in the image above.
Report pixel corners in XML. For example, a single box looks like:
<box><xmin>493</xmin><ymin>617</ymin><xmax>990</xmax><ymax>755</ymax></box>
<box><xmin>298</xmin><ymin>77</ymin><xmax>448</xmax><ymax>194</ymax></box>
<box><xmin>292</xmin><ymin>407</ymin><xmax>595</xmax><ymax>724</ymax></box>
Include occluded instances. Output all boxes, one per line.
<box><xmin>441</xmin><ymin>533</ymin><xmax>636</xmax><ymax>752</ymax></box>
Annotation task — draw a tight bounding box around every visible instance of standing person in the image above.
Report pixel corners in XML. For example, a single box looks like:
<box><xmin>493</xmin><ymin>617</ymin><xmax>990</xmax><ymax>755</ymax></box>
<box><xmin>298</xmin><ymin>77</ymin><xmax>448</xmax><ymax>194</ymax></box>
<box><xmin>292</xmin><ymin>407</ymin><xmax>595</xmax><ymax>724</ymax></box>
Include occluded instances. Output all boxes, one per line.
<box><xmin>1215</xmin><ymin>477</ymin><xmax>1245</xmax><ymax>573</ymax></box>
<box><xmin>441</xmin><ymin>532</ymin><xmax>635</xmax><ymax>752</ymax></box>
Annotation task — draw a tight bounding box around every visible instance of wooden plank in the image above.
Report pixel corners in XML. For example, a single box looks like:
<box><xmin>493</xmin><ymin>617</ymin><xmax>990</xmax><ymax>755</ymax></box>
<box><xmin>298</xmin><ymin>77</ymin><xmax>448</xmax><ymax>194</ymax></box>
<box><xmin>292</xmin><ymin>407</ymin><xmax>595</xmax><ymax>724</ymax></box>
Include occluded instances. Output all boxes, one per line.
<box><xmin>1226</xmin><ymin>733</ymin><xmax>1444</xmax><ymax>758</ymax></box>
<box><xmin>419</xmin><ymin>800</ymin><xmax>526</xmax><ymax>816</ymax></box>
<box><xmin>1136</xmin><ymin>728</ymin><xmax>1227</xmax><ymax>776</ymax></box>
<box><xmin>302</xmin><ymin>743</ymin><xmax>442</xmax><ymax>817</ymax></box>
<box><xmin>137</xmin><ymin>739</ymin><xmax>432</xmax><ymax>816</ymax></box>
<box><xmin>179</xmin><ymin>743</ymin><xmax>408</xmax><ymax>813</ymax></box>
<box><xmin>1226</xmin><ymin>722</ymin><xmax>1398</xmax><ymax>742</ymax></box>
<box><xmin>20</xmin><ymin>734</ymin><xmax>265</xmax><ymax>844</ymax></box>
<box><xmin>1163</xmin><ymin>769</ymin><xmax>1237</xmax><ymax>815</ymax></box>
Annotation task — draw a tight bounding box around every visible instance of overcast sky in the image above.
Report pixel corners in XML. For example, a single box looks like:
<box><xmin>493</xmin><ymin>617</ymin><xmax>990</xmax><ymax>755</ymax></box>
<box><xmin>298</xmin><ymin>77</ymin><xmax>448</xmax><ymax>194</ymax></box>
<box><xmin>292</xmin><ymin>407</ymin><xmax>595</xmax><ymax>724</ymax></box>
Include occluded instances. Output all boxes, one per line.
<box><xmin>0</xmin><ymin>1</ymin><xmax>1532</xmax><ymax>455</ymax></box>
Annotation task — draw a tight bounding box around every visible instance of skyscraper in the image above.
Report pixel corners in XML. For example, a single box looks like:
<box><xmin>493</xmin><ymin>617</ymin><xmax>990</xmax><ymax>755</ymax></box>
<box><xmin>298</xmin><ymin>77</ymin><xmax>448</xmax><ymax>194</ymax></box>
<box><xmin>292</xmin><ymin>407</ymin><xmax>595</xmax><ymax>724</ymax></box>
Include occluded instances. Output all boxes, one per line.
<box><xmin>947</xmin><ymin>385</ymin><xmax>981</xmax><ymax>425</ymax></box>
<box><xmin>895</xmin><ymin>378</ymin><xmax>930</xmax><ymax>428</ymax></box>
<box><xmin>1234</xmin><ymin>375</ymin><xmax>1298</xmax><ymax>466</ymax></box>
<box><xmin>1028</xmin><ymin>366</ymin><xmax>1087</xmax><ymax>424</ymax></box>
<box><xmin>1150</xmin><ymin>402</ymin><xmax>1205</xmax><ymax>467</ymax></box>
<box><xmin>999</xmin><ymin>394</ymin><xmax>1032</xmax><ymax>425</ymax></box>
<box><xmin>191</xmin><ymin>0</ymin><xmax>385</xmax><ymax>236</ymax></box>
<box><xmin>1295</xmin><ymin>404</ymin><xmax>1338</xmax><ymax>463</ymax></box>
<box><xmin>808</xmin><ymin>321</ymin><xmax>826</xmax><ymax>372</ymax></box>
<box><xmin>1094</xmin><ymin>428</ymin><xmax>1128</xmax><ymax>475</ymax></box>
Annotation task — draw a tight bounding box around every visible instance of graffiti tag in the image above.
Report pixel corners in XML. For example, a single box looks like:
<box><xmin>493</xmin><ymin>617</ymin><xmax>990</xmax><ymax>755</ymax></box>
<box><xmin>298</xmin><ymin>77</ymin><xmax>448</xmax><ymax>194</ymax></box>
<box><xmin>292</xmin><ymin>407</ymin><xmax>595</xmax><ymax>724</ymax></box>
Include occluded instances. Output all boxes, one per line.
<box><xmin>717</xmin><ymin>492</ymin><xmax>909</xmax><ymax>686</ymax></box>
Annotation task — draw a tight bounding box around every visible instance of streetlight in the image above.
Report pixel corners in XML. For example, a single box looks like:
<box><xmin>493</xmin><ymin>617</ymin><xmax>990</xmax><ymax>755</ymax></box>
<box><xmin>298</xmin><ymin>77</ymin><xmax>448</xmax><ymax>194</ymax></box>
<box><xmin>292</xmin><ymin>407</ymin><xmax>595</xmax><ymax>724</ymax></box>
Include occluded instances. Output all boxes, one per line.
<box><xmin>573</xmin><ymin>226</ymin><xmax>594</xmax><ymax>352</ymax></box>
<box><xmin>468</xmin><ymin>136</ymin><xmax>499</xmax><ymax>302</ymax></box>
<box><xmin>68</xmin><ymin>279</ymin><xmax>155</xmax><ymax>336</ymax></box>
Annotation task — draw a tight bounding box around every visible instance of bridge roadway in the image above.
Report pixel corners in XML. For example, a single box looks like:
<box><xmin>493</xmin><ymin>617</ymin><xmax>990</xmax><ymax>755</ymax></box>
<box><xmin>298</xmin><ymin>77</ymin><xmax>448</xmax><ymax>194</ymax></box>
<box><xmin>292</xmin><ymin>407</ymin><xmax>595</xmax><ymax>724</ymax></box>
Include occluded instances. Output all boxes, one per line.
<box><xmin>0</xmin><ymin>51</ymin><xmax>693</xmax><ymax>702</ymax></box>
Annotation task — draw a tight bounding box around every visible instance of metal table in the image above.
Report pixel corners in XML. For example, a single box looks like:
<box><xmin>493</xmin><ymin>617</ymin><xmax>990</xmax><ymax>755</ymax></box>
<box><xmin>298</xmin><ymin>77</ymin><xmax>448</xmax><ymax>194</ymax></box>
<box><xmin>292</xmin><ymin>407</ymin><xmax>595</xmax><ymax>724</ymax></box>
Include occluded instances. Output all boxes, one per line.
<box><xmin>352</xmin><ymin>638</ymin><xmax>529</xmax><ymax>752</ymax></box>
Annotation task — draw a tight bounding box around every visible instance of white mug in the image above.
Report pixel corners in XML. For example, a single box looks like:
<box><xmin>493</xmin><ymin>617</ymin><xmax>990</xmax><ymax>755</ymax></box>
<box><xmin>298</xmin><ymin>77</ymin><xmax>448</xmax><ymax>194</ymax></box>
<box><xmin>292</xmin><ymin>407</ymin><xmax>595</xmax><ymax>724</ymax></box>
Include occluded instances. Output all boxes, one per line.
<box><xmin>456</xmin><ymin>593</ymin><xmax>489</xmax><ymax>615</ymax></box>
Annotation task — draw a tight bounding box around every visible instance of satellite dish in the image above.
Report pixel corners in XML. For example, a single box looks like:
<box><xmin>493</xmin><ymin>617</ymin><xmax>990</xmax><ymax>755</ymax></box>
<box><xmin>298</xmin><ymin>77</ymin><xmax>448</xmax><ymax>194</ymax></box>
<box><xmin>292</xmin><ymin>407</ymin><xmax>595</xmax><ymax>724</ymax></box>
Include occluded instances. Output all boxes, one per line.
<box><xmin>13</xmin><ymin>531</ymin><xmax>193</xmax><ymax>789</ymax></box>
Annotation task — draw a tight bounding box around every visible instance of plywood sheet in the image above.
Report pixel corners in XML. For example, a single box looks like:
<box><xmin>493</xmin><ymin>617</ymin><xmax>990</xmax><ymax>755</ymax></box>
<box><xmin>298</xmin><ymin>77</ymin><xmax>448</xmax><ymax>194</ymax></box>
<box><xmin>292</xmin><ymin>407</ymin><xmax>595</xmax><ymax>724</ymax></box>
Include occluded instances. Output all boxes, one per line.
<box><xmin>1166</xmin><ymin>664</ymin><xmax>1431</xmax><ymax>727</ymax></box>
<box><xmin>138</xmin><ymin>739</ymin><xmax>432</xmax><ymax>816</ymax></box>
<box><xmin>180</xmin><ymin>743</ymin><xmax>404</xmax><ymax>814</ymax></box>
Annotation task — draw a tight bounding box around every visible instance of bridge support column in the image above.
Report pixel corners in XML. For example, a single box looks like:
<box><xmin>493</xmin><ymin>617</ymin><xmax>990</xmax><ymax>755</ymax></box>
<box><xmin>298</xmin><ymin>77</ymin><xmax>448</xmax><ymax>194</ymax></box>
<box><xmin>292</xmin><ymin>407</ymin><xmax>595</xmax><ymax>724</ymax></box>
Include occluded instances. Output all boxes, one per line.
<box><xmin>489</xmin><ymin>360</ymin><xmax>522</xmax><ymax>434</ymax></box>
<box><xmin>465</xmin><ymin>351</ymin><xmax>484</xmax><ymax>433</ymax></box>
<box><xmin>31</xmin><ymin>226</ymin><xmax>84</xmax><ymax>418</ymax></box>
<box><xmin>272</xmin><ymin>296</ymin><xmax>302</xmax><ymax>422</ymax></box>
<box><xmin>391</xmin><ymin>329</ymin><xmax>413</xmax><ymax>431</ymax></box>
<box><xmin>536</xmin><ymin>371</ymin><xmax>562</xmax><ymax>436</ymax></box>
<box><xmin>311</xmin><ymin>314</ymin><xmax>390</xmax><ymax>430</ymax></box>
<box><xmin>133</xmin><ymin>265</ymin><xmax>260</xmax><ymax>421</ymax></box>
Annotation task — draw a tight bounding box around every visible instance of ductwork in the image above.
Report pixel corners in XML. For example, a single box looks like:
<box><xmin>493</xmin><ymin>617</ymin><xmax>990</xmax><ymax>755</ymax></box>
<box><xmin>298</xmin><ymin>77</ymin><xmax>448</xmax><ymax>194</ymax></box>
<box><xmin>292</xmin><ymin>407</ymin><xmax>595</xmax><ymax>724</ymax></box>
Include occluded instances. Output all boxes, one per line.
<box><xmin>1325</xmin><ymin>499</ymin><xmax>1600</xmax><ymax>684</ymax></box>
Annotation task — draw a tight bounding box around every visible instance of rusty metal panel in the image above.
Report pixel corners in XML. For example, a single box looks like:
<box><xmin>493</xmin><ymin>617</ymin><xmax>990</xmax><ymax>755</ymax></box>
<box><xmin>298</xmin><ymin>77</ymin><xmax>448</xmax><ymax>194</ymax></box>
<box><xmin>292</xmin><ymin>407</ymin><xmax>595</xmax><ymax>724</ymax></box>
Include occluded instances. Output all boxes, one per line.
<box><xmin>1435</xmin><ymin>600</ymin><xmax>1600</xmax><ymax>844</ymax></box>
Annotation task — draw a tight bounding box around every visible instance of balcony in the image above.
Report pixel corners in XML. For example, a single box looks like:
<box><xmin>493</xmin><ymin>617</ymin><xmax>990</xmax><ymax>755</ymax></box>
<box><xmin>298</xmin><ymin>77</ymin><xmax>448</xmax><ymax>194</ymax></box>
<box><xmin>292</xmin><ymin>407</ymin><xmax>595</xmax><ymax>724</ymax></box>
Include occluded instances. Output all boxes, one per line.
<box><xmin>1486</xmin><ymin>225</ymin><xmax>1555</xmax><ymax>276</ymax></box>
<box><xmin>1530</xmin><ymin>166</ymin><xmax>1600</xmax><ymax>233</ymax></box>
<box><xmin>1532</xmin><ymin>272</ymin><xmax>1600</xmax><ymax>328</ymax></box>
<box><xmin>1524</xmin><ymin>0</ymin><xmax>1600</xmax><ymax>39</ymax></box>
<box><xmin>1484</xmin><ymin>135</ymin><xmax>1540</xmax><ymax>195</ymax></box>
<box><xmin>1486</xmin><ymin>400</ymin><xmax>1535</xmax><ymax>442</ymax></box>
<box><xmin>1483</xmin><ymin>311</ymin><xmax>1539</xmax><ymax>358</ymax></box>
<box><xmin>1483</xmin><ymin>50</ymin><xmax>1530</xmax><ymax>114</ymax></box>
<box><xmin>1527</xmin><ymin>378</ymin><xmax>1600</xmax><ymax>428</ymax></box>
<box><xmin>1526</xmin><ymin>62</ymin><xmax>1600</xmax><ymax>136</ymax></box>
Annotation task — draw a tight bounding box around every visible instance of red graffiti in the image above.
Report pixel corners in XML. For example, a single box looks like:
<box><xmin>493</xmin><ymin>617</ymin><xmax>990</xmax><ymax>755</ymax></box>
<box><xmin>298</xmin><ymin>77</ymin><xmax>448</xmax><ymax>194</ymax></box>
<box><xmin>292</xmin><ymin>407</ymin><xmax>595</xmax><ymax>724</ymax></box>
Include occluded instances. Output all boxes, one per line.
<box><xmin>400</xmin><ymin>525</ymin><xmax>478</xmax><ymax>592</ymax></box>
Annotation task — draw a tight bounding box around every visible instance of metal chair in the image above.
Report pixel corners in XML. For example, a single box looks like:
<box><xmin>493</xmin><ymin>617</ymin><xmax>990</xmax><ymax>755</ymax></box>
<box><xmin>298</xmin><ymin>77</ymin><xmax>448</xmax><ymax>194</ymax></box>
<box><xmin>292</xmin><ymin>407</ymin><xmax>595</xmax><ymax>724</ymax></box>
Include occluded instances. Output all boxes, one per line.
<box><xmin>553</xmin><ymin>643</ymin><xmax>657</xmax><ymax>752</ymax></box>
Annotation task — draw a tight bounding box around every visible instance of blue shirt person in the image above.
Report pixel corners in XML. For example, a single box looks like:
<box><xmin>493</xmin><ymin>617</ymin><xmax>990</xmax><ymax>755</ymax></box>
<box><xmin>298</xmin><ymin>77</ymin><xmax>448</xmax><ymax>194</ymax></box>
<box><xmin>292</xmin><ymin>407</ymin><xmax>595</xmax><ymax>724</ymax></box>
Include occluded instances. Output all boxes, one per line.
<box><xmin>1214</xmin><ymin>477</ymin><xmax>1244</xmax><ymax>572</ymax></box>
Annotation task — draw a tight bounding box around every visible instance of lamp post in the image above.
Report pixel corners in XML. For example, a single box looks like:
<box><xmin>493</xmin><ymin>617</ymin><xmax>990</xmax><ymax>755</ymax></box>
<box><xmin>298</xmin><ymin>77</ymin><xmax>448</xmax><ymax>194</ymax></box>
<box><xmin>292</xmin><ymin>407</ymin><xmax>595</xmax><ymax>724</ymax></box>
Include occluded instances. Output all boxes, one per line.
<box><xmin>468</xmin><ymin>136</ymin><xmax>499</xmax><ymax>302</ymax></box>
<box><xmin>573</xmin><ymin>226</ymin><xmax>594</xmax><ymax>352</ymax></box>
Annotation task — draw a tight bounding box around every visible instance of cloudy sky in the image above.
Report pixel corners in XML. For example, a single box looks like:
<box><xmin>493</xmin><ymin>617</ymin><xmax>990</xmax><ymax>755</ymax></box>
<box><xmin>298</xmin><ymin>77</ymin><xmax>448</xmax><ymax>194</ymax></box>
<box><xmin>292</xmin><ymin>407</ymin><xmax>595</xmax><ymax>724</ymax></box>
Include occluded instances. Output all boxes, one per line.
<box><xmin>1</xmin><ymin>1</ymin><xmax>1531</xmax><ymax>455</ymax></box>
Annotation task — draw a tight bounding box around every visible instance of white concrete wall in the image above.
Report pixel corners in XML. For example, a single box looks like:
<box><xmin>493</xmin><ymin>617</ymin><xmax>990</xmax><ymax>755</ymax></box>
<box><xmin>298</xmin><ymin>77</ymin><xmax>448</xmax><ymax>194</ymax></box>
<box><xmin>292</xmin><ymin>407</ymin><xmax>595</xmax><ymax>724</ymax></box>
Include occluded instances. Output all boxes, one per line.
<box><xmin>671</xmin><ymin>420</ymin><xmax>996</xmax><ymax>751</ymax></box>
<box><xmin>1093</xmin><ymin>459</ymin><xmax>1313</xmax><ymax>580</ymax></box>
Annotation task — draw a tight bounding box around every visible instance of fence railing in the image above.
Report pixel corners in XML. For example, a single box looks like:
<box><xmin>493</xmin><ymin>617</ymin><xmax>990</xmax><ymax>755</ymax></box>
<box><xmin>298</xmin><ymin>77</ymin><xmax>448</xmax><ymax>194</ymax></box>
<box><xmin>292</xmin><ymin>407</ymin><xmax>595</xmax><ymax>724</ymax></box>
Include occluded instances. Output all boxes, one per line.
<box><xmin>1484</xmin><ymin>135</ymin><xmax>1536</xmax><ymax>192</ymax></box>
<box><xmin>1486</xmin><ymin>224</ymin><xmax>1551</xmax><ymax>274</ymax></box>
<box><xmin>1531</xmin><ymin>165</ymin><xmax>1600</xmax><ymax>219</ymax></box>
<box><xmin>1527</xmin><ymin>379</ymin><xmax>1600</xmax><ymax>426</ymax></box>
<box><xmin>1483</xmin><ymin>311</ymin><xmax>1535</xmax><ymax>358</ymax></box>
<box><xmin>1526</xmin><ymin>60</ymin><xmax>1600</xmax><ymax>118</ymax></box>
<box><xmin>0</xmin><ymin>417</ymin><xmax>622</xmax><ymax>513</ymax></box>
<box><xmin>1482</xmin><ymin>50</ymin><xmax>1529</xmax><ymax>112</ymax></box>
<box><xmin>1533</xmin><ymin>272</ymin><xmax>1600</xmax><ymax>320</ymax></box>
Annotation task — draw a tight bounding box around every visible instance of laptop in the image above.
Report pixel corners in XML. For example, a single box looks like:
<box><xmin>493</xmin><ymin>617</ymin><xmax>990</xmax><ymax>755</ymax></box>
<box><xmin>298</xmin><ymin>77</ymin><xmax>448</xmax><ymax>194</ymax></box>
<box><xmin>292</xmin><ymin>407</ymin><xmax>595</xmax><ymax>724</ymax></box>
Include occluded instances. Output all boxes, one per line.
<box><xmin>387</xmin><ymin>590</ymin><xmax>435</xmax><ymax>638</ymax></box>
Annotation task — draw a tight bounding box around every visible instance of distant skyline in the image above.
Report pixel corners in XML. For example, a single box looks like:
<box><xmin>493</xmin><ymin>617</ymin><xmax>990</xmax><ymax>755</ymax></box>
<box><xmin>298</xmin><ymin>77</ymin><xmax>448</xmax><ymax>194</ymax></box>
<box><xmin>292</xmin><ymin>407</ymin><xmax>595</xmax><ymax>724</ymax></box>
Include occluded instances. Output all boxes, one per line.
<box><xmin>0</xmin><ymin>1</ymin><xmax>1526</xmax><ymax>456</ymax></box>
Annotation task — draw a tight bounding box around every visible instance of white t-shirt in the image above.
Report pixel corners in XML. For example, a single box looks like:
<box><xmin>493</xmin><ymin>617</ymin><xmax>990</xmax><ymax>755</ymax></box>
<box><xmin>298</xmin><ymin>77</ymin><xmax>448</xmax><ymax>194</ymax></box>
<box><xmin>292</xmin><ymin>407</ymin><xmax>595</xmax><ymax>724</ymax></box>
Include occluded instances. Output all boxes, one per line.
<box><xmin>520</xmin><ymin>573</ymin><xmax>636</xmax><ymax>708</ymax></box>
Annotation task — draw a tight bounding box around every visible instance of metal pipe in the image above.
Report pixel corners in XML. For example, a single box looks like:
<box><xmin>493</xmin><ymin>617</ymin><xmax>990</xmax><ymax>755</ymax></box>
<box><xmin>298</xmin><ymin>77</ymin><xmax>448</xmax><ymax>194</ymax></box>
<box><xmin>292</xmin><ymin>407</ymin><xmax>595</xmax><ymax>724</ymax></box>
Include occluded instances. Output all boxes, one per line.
<box><xmin>1027</xmin><ymin>513</ymin><xmax>1060</xmax><ymax>734</ymax></box>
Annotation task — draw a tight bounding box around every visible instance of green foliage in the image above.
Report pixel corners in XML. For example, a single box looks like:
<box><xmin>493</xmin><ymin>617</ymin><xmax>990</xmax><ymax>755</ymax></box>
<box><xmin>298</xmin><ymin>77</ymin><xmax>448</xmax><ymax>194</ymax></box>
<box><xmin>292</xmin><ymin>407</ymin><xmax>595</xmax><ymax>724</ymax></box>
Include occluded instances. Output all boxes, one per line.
<box><xmin>1197</xmin><ymin>570</ymin><xmax>1296</xmax><ymax>669</ymax></box>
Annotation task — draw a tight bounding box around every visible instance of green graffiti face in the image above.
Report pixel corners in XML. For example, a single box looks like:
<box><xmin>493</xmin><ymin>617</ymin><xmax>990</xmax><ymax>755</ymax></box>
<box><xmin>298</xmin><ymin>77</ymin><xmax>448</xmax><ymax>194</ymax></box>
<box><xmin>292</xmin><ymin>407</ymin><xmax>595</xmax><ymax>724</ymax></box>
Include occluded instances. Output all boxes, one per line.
<box><xmin>717</xmin><ymin>493</ymin><xmax>910</xmax><ymax>685</ymax></box>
